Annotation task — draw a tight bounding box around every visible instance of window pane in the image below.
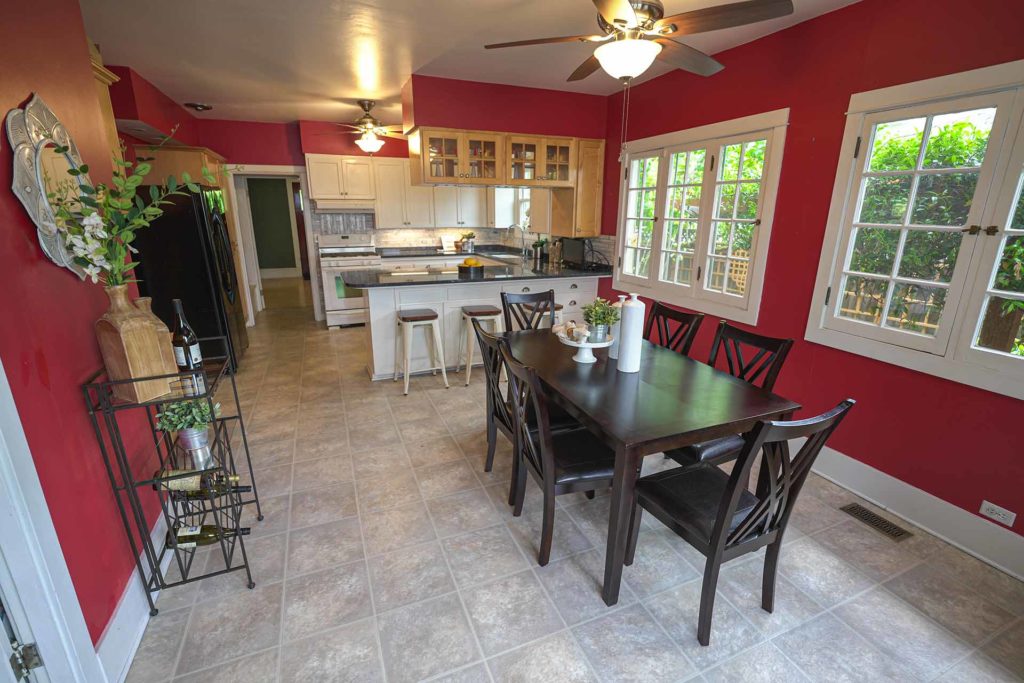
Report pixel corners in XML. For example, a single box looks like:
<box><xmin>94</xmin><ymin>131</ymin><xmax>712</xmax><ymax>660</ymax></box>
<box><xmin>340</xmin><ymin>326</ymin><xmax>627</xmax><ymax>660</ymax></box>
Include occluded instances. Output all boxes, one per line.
<box><xmin>707</xmin><ymin>257</ymin><xmax>728</xmax><ymax>291</ymax></box>
<box><xmin>732</xmin><ymin>223</ymin><xmax>754</xmax><ymax>255</ymax></box>
<box><xmin>628</xmin><ymin>189</ymin><xmax>657</xmax><ymax>219</ymax></box>
<box><xmin>686</xmin><ymin>150</ymin><xmax>706</xmax><ymax>184</ymax></box>
<box><xmin>869</xmin><ymin>118</ymin><xmax>925</xmax><ymax>172</ymax></box>
<box><xmin>716</xmin><ymin>184</ymin><xmax>737</xmax><ymax>218</ymax></box>
<box><xmin>736</xmin><ymin>182</ymin><xmax>760</xmax><ymax>220</ymax></box>
<box><xmin>1011</xmin><ymin>178</ymin><xmax>1024</xmax><ymax>230</ymax></box>
<box><xmin>910</xmin><ymin>172</ymin><xmax>979</xmax><ymax>226</ymax></box>
<box><xmin>632</xmin><ymin>156</ymin><xmax>659</xmax><ymax>187</ymax></box>
<box><xmin>897</xmin><ymin>230</ymin><xmax>962</xmax><ymax>283</ymax></box>
<box><xmin>683</xmin><ymin>186</ymin><xmax>701</xmax><ymax>219</ymax></box>
<box><xmin>712</xmin><ymin>222</ymin><xmax>730</xmax><ymax>255</ymax></box>
<box><xmin>839</xmin><ymin>275</ymin><xmax>888</xmax><ymax>324</ymax></box>
<box><xmin>726</xmin><ymin>259</ymin><xmax>749</xmax><ymax>295</ymax></box>
<box><xmin>884</xmin><ymin>283</ymin><xmax>946</xmax><ymax>336</ymax></box>
<box><xmin>975</xmin><ymin>295</ymin><xmax>1024</xmax><ymax>357</ymax></box>
<box><xmin>994</xmin><ymin>235</ymin><xmax>1024</xmax><ymax>294</ymax></box>
<box><xmin>859</xmin><ymin>176</ymin><xmax>912</xmax><ymax>224</ymax></box>
<box><xmin>741</xmin><ymin>140</ymin><xmax>766</xmax><ymax>179</ymax></box>
<box><xmin>721</xmin><ymin>144</ymin><xmax>741</xmax><ymax>181</ymax></box>
<box><xmin>849</xmin><ymin>227</ymin><xmax>899</xmax><ymax>275</ymax></box>
<box><xmin>669</xmin><ymin>153</ymin><xmax>687</xmax><ymax>185</ymax></box>
<box><xmin>666</xmin><ymin>186</ymin><xmax>685</xmax><ymax>220</ymax></box>
<box><xmin>923</xmin><ymin>108</ymin><xmax>996</xmax><ymax>169</ymax></box>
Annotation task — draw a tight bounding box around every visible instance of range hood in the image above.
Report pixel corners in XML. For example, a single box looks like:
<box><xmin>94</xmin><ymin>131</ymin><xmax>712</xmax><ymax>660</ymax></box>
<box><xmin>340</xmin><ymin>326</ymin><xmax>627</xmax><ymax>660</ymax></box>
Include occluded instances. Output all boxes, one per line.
<box><xmin>313</xmin><ymin>198</ymin><xmax>376</xmax><ymax>212</ymax></box>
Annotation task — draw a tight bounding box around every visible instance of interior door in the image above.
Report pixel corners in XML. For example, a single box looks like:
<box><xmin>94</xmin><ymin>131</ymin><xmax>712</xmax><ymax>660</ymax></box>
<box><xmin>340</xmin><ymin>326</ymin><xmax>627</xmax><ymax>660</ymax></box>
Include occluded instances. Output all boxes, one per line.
<box><xmin>341</xmin><ymin>158</ymin><xmax>375</xmax><ymax>199</ymax></box>
<box><xmin>373</xmin><ymin>160</ymin><xmax>406</xmax><ymax>228</ymax></box>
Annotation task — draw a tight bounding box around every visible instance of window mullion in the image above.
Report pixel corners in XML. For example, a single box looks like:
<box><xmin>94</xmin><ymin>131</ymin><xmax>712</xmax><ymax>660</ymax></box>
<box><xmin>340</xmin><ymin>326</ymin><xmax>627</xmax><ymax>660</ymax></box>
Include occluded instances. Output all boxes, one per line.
<box><xmin>693</xmin><ymin>140</ymin><xmax>721</xmax><ymax>298</ymax></box>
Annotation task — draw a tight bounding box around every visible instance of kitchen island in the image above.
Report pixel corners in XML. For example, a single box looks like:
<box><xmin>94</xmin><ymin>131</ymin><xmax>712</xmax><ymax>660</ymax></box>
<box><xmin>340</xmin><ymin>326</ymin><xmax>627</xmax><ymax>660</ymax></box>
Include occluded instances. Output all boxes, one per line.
<box><xmin>342</xmin><ymin>249</ymin><xmax>611</xmax><ymax>380</ymax></box>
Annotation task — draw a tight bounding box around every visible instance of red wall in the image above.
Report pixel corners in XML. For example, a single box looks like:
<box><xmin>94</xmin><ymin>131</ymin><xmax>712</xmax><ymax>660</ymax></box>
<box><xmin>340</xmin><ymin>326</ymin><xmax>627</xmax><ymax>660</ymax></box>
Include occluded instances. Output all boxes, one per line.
<box><xmin>0</xmin><ymin>0</ymin><xmax>160</xmax><ymax>643</ymax></box>
<box><xmin>598</xmin><ymin>0</ymin><xmax>1024</xmax><ymax>534</ymax></box>
<box><xmin>198</xmin><ymin>119</ymin><xmax>304</xmax><ymax>166</ymax></box>
<box><xmin>108</xmin><ymin>66</ymin><xmax>199</xmax><ymax>145</ymax></box>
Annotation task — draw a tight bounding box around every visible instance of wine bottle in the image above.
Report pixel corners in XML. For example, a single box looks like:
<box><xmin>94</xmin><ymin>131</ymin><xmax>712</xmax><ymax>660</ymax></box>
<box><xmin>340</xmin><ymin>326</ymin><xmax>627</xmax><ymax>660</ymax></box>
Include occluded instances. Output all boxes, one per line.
<box><xmin>153</xmin><ymin>469</ymin><xmax>239</xmax><ymax>492</ymax></box>
<box><xmin>171</xmin><ymin>298</ymin><xmax>205</xmax><ymax>395</ymax></box>
<box><xmin>166</xmin><ymin>524</ymin><xmax>250</xmax><ymax>549</ymax></box>
<box><xmin>174</xmin><ymin>483</ymin><xmax>252</xmax><ymax>500</ymax></box>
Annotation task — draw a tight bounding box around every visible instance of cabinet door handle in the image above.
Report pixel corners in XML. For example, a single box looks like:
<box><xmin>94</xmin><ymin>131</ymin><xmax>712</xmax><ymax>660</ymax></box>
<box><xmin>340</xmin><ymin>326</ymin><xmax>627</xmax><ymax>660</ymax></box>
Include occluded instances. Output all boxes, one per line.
<box><xmin>570</xmin><ymin>284</ymin><xmax>578</xmax><ymax>289</ymax></box>
<box><xmin>521</xmin><ymin>287</ymin><xmax>531</xmax><ymax>292</ymax></box>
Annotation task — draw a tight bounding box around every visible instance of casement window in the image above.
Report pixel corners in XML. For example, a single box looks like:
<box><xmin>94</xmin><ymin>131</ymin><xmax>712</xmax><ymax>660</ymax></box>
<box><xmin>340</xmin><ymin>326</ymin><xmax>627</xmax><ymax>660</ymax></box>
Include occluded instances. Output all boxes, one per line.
<box><xmin>807</xmin><ymin>61</ymin><xmax>1024</xmax><ymax>399</ymax></box>
<box><xmin>614</xmin><ymin>109</ymin><xmax>788</xmax><ymax>324</ymax></box>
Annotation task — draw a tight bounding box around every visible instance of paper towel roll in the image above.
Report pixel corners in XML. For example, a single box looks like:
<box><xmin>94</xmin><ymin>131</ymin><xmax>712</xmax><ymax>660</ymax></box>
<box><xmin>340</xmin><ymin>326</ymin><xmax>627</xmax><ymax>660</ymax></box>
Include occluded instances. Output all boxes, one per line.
<box><xmin>608</xmin><ymin>294</ymin><xmax>627</xmax><ymax>360</ymax></box>
<box><xmin>617</xmin><ymin>293</ymin><xmax>645</xmax><ymax>373</ymax></box>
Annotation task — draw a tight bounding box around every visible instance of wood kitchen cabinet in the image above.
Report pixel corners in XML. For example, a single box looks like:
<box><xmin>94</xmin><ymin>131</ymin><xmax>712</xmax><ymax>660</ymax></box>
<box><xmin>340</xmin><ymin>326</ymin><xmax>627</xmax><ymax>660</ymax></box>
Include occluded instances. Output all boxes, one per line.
<box><xmin>434</xmin><ymin>186</ymin><xmax>487</xmax><ymax>228</ymax></box>
<box><xmin>374</xmin><ymin>158</ymin><xmax>434</xmax><ymax>228</ymax></box>
<box><xmin>507</xmin><ymin>136</ymin><xmax>576</xmax><ymax>187</ymax></box>
<box><xmin>306</xmin><ymin>154</ymin><xmax>375</xmax><ymax>200</ymax></box>
<box><xmin>550</xmin><ymin>138</ymin><xmax>605</xmax><ymax>238</ymax></box>
<box><xmin>411</xmin><ymin>129</ymin><xmax>505</xmax><ymax>185</ymax></box>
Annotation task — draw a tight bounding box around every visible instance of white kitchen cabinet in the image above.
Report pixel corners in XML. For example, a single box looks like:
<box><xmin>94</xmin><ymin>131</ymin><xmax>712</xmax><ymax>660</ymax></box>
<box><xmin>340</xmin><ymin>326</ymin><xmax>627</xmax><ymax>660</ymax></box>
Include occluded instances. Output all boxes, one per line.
<box><xmin>305</xmin><ymin>154</ymin><xmax>375</xmax><ymax>200</ymax></box>
<box><xmin>433</xmin><ymin>186</ymin><xmax>488</xmax><ymax>229</ymax></box>
<box><xmin>374</xmin><ymin>158</ymin><xmax>435</xmax><ymax>228</ymax></box>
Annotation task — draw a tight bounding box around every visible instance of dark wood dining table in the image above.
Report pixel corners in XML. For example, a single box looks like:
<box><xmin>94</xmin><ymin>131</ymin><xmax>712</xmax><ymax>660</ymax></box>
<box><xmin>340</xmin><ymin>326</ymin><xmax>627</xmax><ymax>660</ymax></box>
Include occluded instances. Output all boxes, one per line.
<box><xmin>507</xmin><ymin>329</ymin><xmax>802</xmax><ymax>605</ymax></box>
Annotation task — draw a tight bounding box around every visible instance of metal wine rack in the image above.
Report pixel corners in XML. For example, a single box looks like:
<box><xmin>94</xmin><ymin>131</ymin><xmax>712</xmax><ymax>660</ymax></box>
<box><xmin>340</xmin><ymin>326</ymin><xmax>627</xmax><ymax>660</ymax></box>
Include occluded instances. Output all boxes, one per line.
<box><xmin>83</xmin><ymin>336</ymin><xmax>262</xmax><ymax>616</ymax></box>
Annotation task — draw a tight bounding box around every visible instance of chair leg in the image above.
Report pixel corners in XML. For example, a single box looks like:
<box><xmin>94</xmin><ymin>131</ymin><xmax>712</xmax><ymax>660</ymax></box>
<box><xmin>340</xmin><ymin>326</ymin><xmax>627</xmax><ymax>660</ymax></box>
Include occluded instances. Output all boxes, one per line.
<box><xmin>585</xmin><ymin>490</ymin><xmax>595</xmax><ymax>500</ymax></box>
<box><xmin>625</xmin><ymin>504</ymin><xmax>641</xmax><ymax>566</ymax></box>
<box><xmin>511</xmin><ymin>461</ymin><xmax>527</xmax><ymax>516</ymax></box>
<box><xmin>431</xmin><ymin>320</ymin><xmax>449</xmax><ymax>388</ymax></box>
<box><xmin>402</xmin><ymin>321</ymin><xmax>413</xmax><ymax>396</ymax></box>
<box><xmin>762</xmin><ymin>540</ymin><xmax>782</xmax><ymax>613</ymax></box>
<box><xmin>464</xmin><ymin>317</ymin><xmax>474</xmax><ymax>386</ymax></box>
<box><xmin>698</xmin><ymin>556</ymin><xmax>723</xmax><ymax>646</ymax></box>
<box><xmin>484</xmin><ymin>418</ymin><xmax>498</xmax><ymax>473</ymax></box>
<box><xmin>424</xmin><ymin>323</ymin><xmax>437</xmax><ymax>376</ymax></box>
<box><xmin>538</xmin><ymin>489</ymin><xmax>556</xmax><ymax>566</ymax></box>
<box><xmin>393</xmin><ymin>322</ymin><xmax>401</xmax><ymax>382</ymax></box>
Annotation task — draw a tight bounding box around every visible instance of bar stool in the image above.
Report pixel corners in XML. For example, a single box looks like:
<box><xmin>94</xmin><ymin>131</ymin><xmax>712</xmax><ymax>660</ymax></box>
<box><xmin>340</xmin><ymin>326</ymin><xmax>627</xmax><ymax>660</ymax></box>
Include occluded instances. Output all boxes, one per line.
<box><xmin>524</xmin><ymin>301</ymin><xmax>563</xmax><ymax>328</ymax></box>
<box><xmin>456</xmin><ymin>305</ymin><xmax>502</xmax><ymax>386</ymax></box>
<box><xmin>393</xmin><ymin>308</ymin><xmax>449</xmax><ymax>396</ymax></box>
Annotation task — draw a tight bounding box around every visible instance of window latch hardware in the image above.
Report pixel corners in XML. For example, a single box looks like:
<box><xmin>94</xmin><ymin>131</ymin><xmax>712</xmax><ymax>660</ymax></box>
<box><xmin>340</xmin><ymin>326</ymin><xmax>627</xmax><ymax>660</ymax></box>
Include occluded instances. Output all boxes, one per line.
<box><xmin>984</xmin><ymin>225</ymin><xmax>1000</xmax><ymax>236</ymax></box>
<box><xmin>696</xmin><ymin>266</ymin><xmax>702</xmax><ymax>280</ymax></box>
<box><xmin>961</xmin><ymin>225</ymin><xmax>981</xmax><ymax>235</ymax></box>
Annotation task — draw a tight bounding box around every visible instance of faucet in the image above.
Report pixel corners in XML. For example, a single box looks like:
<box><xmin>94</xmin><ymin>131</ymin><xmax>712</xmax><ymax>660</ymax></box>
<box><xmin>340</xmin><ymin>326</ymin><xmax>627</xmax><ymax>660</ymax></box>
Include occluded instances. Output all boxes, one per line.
<box><xmin>510</xmin><ymin>223</ymin><xmax>529</xmax><ymax>260</ymax></box>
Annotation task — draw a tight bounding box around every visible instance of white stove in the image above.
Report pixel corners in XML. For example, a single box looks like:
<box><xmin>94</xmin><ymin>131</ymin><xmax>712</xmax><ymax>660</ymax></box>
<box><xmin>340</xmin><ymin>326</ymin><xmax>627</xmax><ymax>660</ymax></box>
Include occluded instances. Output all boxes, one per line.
<box><xmin>318</xmin><ymin>234</ymin><xmax>381</xmax><ymax>327</ymax></box>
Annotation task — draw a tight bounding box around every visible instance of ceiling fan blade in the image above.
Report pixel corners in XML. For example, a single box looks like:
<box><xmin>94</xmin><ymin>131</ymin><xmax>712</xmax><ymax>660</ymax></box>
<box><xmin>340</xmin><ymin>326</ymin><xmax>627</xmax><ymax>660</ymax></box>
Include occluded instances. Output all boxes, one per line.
<box><xmin>654</xmin><ymin>0</ymin><xmax>794</xmax><ymax>37</ymax></box>
<box><xmin>567</xmin><ymin>54</ymin><xmax>602</xmax><ymax>82</ymax></box>
<box><xmin>485</xmin><ymin>34</ymin><xmax>606</xmax><ymax>49</ymax></box>
<box><xmin>382</xmin><ymin>131</ymin><xmax>408</xmax><ymax>140</ymax></box>
<box><xmin>654</xmin><ymin>39</ymin><xmax>724</xmax><ymax>77</ymax></box>
<box><xmin>592</xmin><ymin>0</ymin><xmax>638</xmax><ymax>28</ymax></box>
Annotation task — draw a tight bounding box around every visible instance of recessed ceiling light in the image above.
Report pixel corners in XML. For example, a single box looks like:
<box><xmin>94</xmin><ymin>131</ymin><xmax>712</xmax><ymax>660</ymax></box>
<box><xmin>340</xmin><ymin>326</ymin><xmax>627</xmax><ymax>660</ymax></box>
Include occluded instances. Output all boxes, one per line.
<box><xmin>183</xmin><ymin>102</ymin><xmax>213</xmax><ymax>112</ymax></box>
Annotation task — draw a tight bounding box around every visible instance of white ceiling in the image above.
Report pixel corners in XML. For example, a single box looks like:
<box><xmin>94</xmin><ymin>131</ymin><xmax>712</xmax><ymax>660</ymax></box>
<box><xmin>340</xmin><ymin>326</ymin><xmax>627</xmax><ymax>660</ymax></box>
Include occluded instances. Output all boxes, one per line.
<box><xmin>80</xmin><ymin>0</ymin><xmax>859</xmax><ymax>125</ymax></box>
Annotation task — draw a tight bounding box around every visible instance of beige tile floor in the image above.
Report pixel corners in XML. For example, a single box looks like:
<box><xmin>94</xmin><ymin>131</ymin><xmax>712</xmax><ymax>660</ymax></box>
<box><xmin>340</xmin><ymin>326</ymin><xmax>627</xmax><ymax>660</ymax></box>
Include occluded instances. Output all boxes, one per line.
<box><xmin>127</xmin><ymin>282</ymin><xmax>1024</xmax><ymax>682</ymax></box>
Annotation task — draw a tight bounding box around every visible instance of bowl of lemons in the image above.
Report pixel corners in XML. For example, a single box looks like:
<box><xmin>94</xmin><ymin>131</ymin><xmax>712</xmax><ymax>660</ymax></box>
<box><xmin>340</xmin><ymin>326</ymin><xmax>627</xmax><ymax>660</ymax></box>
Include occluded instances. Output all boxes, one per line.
<box><xmin>458</xmin><ymin>257</ymin><xmax>486</xmax><ymax>279</ymax></box>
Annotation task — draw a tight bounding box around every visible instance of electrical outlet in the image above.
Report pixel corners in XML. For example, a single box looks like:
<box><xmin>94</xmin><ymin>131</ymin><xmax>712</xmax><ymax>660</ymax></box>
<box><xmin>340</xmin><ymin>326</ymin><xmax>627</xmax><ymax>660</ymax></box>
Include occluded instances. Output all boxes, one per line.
<box><xmin>979</xmin><ymin>500</ymin><xmax>1017</xmax><ymax>527</ymax></box>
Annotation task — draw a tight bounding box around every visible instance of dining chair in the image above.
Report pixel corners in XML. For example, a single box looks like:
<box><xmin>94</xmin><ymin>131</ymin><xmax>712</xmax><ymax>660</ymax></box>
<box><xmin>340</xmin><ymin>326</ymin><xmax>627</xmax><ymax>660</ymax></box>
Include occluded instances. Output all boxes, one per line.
<box><xmin>664</xmin><ymin>320</ymin><xmax>794</xmax><ymax>468</ymax></box>
<box><xmin>501</xmin><ymin>290</ymin><xmax>557</xmax><ymax>331</ymax></box>
<box><xmin>627</xmin><ymin>399</ymin><xmax>855</xmax><ymax>645</ymax></box>
<box><xmin>471</xmin><ymin>319</ymin><xmax>581</xmax><ymax>474</ymax></box>
<box><xmin>499</xmin><ymin>343</ymin><xmax>616</xmax><ymax>566</ymax></box>
<box><xmin>643</xmin><ymin>301</ymin><xmax>705</xmax><ymax>356</ymax></box>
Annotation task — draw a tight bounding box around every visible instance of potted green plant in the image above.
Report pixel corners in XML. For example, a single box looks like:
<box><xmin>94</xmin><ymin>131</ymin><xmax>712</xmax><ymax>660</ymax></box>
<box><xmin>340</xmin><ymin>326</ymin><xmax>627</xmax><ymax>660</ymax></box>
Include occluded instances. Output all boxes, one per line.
<box><xmin>156</xmin><ymin>399</ymin><xmax>220</xmax><ymax>470</ymax></box>
<box><xmin>461</xmin><ymin>231</ymin><xmax>477</xmax><ymax>253</ymax></box>
<box><xmin>582</xmin><ymin>298</ymin><xmax>621</xmax><ymax>342</ymax></box>
<box><xmin>531</xmin><ymin>237</ymin><xmax>548</xmax><ymax>268</ymax></box>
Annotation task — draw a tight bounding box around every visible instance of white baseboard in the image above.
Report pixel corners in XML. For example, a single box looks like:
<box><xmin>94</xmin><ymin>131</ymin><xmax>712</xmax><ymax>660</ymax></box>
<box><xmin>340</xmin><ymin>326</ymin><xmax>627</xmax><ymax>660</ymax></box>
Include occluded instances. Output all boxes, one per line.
<box><xmin>813</xmin><ymin>445</ymin><xmax>1024</xmax><ymax>581</ymax></box>
<box><xmin>96</xmin><ymin>517</ymin><xmax>170</xmax><ymax>683</ymax></box>
<box><xmin>259</xmin><ymin>267</ymin><xmax>299</xmax><ymax>279</ymax></box>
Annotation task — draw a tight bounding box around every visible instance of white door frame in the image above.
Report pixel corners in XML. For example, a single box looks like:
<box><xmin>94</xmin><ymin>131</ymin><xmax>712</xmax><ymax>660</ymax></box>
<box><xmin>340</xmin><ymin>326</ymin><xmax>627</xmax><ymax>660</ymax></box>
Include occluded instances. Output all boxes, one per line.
<box><xmin>227</xmin><ymin>165</ymin><xmax>322</xmax><ymax>322</ymax></box>
<box><xmin>0</xmin><ymin>358</ymin><xmax>106</xmax><ymax>682</ymax></box>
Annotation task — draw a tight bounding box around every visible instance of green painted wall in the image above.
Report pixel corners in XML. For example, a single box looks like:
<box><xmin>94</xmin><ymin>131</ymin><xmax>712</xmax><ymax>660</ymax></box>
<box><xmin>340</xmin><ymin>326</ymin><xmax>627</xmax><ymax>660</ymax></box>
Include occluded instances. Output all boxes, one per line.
<box><xmin>248</xmin><ymin>178</ymin><xmax>296</xmax><ymax>269</ymax></box>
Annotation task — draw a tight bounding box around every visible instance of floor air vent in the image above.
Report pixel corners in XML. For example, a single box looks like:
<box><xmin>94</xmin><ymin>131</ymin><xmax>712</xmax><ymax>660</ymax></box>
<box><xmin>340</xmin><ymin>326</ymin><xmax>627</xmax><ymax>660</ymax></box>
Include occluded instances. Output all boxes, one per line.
<box><xmin>839</xmin><ymin>503</ymin><xmax>913</xmax><ymax>542</ymax></box>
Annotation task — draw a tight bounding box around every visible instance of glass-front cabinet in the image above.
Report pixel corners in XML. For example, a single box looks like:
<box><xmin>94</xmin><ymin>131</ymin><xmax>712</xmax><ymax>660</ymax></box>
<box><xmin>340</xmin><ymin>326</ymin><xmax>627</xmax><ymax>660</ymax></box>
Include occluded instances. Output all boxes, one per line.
<box><xmin>542</xmin><ymin>137</ymin><xmax>576</xmax><ymax>187</ymax></box>
<box><xmin>418</xmin><ymin>129</ymin><xmax>504</xmax><ymax>184</ymax></box>
<box><xmin>507</xmin><ymin>136</ymin><xmax>576</xmax><ymax>186</ymax></box>
<box><xmin>423</xmin><ymin>131</ymin><xmax>461</xmax><ymax>183</ymax></box>
<box><xmin>508</xmin><ymin>136</ymin><xmax>540</xmax><ymax>183</ymax></box>
<box><xmin>462</xmin><ymin>133</ymin><xmax>503</xmax><ymax>185</ymax></box>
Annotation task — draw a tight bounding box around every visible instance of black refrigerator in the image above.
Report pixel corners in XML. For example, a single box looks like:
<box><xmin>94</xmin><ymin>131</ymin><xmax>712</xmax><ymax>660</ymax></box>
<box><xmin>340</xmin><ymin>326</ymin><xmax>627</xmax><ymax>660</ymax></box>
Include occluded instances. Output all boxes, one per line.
<box><xmin>134</xmin><ymin>186</ymin><xmax>248</xmax><ymax>368</ymax></box>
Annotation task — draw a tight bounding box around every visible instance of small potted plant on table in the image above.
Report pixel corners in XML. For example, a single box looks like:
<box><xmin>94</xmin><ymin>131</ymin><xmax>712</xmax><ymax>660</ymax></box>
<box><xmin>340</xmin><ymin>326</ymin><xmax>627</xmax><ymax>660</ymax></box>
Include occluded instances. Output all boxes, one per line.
<box><xmin>581</xmin><ymin>298</ymin><xmax>620</xmax><ymax>343</ymax></box>
<box><xmin>460</xmin><ymin>231</ymin><xmax>477</xmax><ymax>253</ymax></box>
<box><xmin>531</xmin><ymin>238</ymin><xmax>548</xmax><ymax>268</ymax></box>
<box><xmin>156</xmin><ymin>399</ymin><xmax>220</xmax><ymax>470</ymax></box>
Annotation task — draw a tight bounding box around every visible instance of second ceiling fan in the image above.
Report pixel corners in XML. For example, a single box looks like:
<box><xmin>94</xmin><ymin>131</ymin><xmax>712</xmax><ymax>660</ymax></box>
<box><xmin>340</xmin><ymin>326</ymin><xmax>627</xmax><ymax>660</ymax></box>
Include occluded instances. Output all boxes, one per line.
<box><xmin>485</xmin><ymin>0</ymin><xmax>794</xmax><ymax>82</ymax></box>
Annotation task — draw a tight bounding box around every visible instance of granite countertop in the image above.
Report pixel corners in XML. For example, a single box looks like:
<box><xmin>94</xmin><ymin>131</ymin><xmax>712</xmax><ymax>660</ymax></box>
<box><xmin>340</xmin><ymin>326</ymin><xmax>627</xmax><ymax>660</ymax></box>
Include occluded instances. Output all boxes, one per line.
<box><xmin>376</xmin><ymin>244</ymin><xmax>521</xmax><ymax>258</ymax></box>
<box><xmin>342</xmin><ymin>259</ymin><xmax>612</xmax><ymax>288</ymax></box>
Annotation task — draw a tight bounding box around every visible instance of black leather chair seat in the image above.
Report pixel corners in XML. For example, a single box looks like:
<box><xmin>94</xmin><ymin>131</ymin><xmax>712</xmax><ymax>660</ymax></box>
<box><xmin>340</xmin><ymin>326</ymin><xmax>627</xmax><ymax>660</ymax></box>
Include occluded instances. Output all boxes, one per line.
<box><xmin>636</xmin><ymin>464</ymin><xmax>759</xmax><ymax>541</ymax></box>
<box><xmin>664</xmin><ymin>434</ymin><xmax>746</xmax><ymax>468</ymax></box>
<box><xmin>550</xmin><ymin>429</ymin><xmax>616</xmax><ymax>485</ymax></box>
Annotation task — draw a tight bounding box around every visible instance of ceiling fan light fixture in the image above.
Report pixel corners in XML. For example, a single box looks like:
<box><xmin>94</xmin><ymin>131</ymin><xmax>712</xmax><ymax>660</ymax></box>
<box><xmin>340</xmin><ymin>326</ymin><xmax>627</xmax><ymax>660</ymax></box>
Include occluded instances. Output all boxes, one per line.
<box><xmin>355</xmin><ymin>130</ymin><xmax>385</xmax><ymax>154</ymax></box>
<box><xmin>594</xmin><ymin>38</ymin><xmax>662</xmax><ymax>80</ymax></box>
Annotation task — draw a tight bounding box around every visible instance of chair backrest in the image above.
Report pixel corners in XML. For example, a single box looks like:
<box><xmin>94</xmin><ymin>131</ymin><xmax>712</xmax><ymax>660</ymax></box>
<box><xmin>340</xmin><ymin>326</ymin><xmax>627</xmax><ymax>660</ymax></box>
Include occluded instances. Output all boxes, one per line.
<box><xmin>714</xmin><ymin>400</ymin><xmax>855</xmax><ymax>552</ymax></box>
<box><xmin>471</xmin><ymin>318</ymin><xmax>513</xmax><ymax>431</ymax></box>
<box><xmin>707</xmin><ymin>320</ymin><xmax>793</xmax><ymax>391</ymax></box>
<box><xmin>644</xmin><ymin>302</ymin><xmax>705</xmax><ymax>356</ymax></box>
<box><xmin>501</xmin><ymin>290</ymin><xmax>557</xmax><ymax>331</ymax></box>
<box><xmin>499</xmin><ymin>343</ymin><xmax>556</xmax><ymax>485</ymax></box>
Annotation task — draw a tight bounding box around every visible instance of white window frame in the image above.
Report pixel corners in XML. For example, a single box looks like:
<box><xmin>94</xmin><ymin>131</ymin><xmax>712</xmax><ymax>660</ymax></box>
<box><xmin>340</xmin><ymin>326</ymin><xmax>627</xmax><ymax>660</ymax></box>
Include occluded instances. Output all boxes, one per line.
<box><xmin>806</xmin><ymin>60</ymin><xmax>1024</xmax><ymax>400</ymax></box>
<box><xmin>613</xmin><ymin>109</ymin><xmax>788</xmax><ymax>325</ymax></box>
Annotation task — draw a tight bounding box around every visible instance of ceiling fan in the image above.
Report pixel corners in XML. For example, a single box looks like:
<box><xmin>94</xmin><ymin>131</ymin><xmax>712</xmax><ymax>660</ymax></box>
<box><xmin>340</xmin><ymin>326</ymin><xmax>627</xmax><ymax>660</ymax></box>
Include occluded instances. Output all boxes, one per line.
<box><xmin>337</xmin><ymin>99</ymin><xmax>405</xmax><ymax>153</ymax></box>
<box><xmin>485</xmin><ymin>0</ymin><xmax>794</xmax><ymax>82</ymax></box>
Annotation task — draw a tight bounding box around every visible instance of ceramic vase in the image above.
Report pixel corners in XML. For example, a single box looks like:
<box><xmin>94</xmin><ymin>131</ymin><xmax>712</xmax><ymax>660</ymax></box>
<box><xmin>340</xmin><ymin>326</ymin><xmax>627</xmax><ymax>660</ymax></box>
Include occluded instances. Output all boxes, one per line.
<box><xmin>134</xmin><ymin>297</ymin><xmax>178</xmax><ymax>376</ymax></box>
<box><xmin>617</xmin><ymin>293</ymin><xmax>645</xmax><ymax>373</ymax></box>
<box><xmin>95</xmin><ymin>285</ymin><xmax>171</xmax><ymax>403</ymax></box>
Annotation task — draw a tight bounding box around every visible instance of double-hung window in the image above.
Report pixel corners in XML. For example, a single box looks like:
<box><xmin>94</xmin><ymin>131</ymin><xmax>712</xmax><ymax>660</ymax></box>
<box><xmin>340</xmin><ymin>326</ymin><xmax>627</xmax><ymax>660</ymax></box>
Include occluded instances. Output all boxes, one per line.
<box><xmin>614</xmin><ymin>109</ymin><xmax>788</xmax><ymax>324</ymax></box>
<box><xmin>807</xmin><ymin>61</ymin><xmax>1024</xmax><ymax>398</ymax></box>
